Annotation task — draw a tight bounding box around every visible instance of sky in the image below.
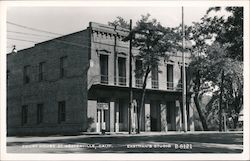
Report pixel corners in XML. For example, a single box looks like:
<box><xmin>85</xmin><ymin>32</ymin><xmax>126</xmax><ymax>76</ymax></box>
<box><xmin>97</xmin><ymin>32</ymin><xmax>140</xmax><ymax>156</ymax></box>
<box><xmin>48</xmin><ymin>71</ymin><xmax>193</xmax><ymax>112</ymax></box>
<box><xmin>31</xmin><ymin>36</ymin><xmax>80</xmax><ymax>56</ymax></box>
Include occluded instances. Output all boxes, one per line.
<box><xmin>6</xmin><ymin>6</ymin><xmax>215</xmax><ymax>52</ymax></box>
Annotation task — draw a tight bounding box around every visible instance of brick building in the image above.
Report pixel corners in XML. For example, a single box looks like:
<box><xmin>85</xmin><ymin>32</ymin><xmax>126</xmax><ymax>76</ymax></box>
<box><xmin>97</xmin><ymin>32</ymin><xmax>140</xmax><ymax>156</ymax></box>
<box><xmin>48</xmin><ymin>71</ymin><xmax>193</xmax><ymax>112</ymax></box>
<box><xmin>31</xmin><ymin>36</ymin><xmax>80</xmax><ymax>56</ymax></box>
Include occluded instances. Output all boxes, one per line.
<box><xmin>7</xmin><ymin>22</ymin><xmax>195</xmax><ymax>135</ymax></box>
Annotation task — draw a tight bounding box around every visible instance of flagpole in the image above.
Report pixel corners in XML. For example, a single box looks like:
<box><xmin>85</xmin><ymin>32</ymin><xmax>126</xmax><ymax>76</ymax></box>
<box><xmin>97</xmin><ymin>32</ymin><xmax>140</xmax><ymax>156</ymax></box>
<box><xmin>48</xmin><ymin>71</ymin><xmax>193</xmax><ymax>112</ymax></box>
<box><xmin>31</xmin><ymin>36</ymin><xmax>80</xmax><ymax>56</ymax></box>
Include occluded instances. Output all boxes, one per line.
<box><xmin>182</xmin><ymin>6</ymin><xmax>188</xmax><ymax>132</ymax></box>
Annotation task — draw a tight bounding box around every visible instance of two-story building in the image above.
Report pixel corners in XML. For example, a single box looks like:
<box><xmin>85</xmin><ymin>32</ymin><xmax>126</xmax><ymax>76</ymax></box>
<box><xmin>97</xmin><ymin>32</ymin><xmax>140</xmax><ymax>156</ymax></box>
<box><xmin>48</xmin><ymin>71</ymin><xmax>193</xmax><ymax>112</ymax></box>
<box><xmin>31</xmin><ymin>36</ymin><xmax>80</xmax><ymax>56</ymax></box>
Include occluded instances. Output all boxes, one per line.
<box><xmin>7</xmin><ymin>22</ymin><xmax>195</xmax><ymax>135</ymax></box>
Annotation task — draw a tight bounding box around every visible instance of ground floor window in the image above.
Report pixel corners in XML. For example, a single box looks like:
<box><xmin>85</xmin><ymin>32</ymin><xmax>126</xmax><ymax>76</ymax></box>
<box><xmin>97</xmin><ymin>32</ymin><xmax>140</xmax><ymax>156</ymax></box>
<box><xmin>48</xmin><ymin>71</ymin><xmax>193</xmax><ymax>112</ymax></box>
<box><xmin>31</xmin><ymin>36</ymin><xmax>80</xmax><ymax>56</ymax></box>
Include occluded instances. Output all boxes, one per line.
<box><xmin>58</xmin><ymin>101</ymin><xmax>66</xmax><ymax>123</ymax></box>
<box><xmin>37</xmin><ymin>103</ymin><xmax>44</xmax><ymax>124</ymax></box>
<box><xmin>21</xmin><ymin>105</ymin><xmax>28</xmax><ymax>125</ymax></box>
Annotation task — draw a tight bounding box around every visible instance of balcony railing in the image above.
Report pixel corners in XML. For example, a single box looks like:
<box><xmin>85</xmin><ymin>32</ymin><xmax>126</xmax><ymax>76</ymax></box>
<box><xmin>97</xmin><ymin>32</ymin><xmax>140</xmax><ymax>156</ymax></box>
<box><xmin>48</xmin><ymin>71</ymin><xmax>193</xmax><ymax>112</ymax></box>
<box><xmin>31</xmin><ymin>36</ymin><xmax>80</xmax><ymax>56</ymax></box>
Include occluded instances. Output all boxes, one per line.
<box><xmin>136</xmin><ymin>78</ymin><xmax>143</xmax><ymax>88</ymax></box>
<box><xmin>100</xmin><ymin>75</ymin><xmax>108</xmax><ymax>84</ymax></box>
<box><xmin>89</xmin><ymin>75</ymin><xmax>183</xmax><ymax>92</ymax></box>
<box><xmin>167</xmin><ymin>82</ymin><xmax>182</xmax><ymax>91</ymax></box>
<box><xmin>118</xmin><ymin>76</ymin><xmax>126</xmax><ymax>86</ymax></box>
<box><xmin>151</xmin><ymin>79</ymin><xmax>159</xmax><ymax>89</ymax></box>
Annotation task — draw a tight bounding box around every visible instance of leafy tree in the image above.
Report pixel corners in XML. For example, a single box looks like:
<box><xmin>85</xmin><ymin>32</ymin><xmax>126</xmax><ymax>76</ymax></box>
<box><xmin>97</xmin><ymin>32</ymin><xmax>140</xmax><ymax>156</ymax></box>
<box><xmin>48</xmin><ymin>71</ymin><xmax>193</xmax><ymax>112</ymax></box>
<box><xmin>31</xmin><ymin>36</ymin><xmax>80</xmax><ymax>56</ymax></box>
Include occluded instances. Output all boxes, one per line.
<box><xmin>125</xmin><ymin>14</ymin><xmax>179</xmax><ymax>133</ymax></box>
<box><xmin>189</xmin><ymin>42</ymin><xmax>243</xmax><ymax>131</ymax></box>
<box><xmin>108</xmin><ymin>16</ymin><xmax>130</xmax><ymax>29</ymax></box>
<box><xmin>205</xmin><ymin>7</ymin><xmax>243</xmax><ymax>61</ymax></box>
<box><xmin>186</xmin><ymin>7</ymin><xmax>243</xmax><ymax>131</ymax></box>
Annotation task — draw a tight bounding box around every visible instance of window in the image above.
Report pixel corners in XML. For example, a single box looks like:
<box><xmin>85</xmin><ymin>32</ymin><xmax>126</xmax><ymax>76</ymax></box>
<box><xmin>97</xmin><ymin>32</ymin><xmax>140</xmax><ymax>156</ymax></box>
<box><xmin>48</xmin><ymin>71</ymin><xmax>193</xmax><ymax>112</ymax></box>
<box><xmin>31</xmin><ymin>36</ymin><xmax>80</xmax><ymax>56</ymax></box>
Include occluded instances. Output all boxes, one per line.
<box><xmin>135</xmin><ymin>59</ymin><xmax>143</xmax><ymax>87</ymax></box>
<box><xmin>21</xmin><ymin>105</ymin><xmax>28</xmax><ymax>125</ymax></box>
<box><xmin>167</xmin><ymin>64</ymin><xmax>174</xmax><ymax>90</ymax></box>
<box><xmin>38</xmin><ymin>62</ymin><xmax>45</xmax><ymax>81</ymax></box>
<box><xmin>118</xmin><ymin>57</ymin><xmax>126</xmax><ymax>86</ymax></box>
<box><xmin>37</xmin><ymin>104</ymin><xmax>44</xmax><ymax>124</ymax></box>
<box><xmin>23</xmin><ymin>65</ymin><xmax>30</xmax><ymax>84</ymax></box>
<box><xmin>100</xmin><ymin>55</ymin><xmax>108</xmax><ymax>84</ymax></box>
<box><xmin>58</xmin><ymin>101</ymin><xmax>66</xmax><ymax>123</ymax></box>
<box><xmin>151</xmin><ymin>66</ymin><xmax>159</xmax><ymax>88</ymax></box>
<box><xmin>60</xmin><ymin>56</ymin><xmax>67</xmax><ymax>78</ymax></box>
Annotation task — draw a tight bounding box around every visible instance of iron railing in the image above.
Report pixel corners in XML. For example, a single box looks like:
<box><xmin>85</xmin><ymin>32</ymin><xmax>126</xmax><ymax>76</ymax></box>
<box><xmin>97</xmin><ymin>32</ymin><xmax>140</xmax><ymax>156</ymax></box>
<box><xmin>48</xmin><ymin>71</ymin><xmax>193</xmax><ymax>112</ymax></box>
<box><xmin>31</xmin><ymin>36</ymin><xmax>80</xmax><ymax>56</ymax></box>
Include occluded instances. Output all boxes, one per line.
<box><xmin>88</xmin><ymin>75</ymin><xmax>183</xmax><ymax>92</ymax></box>
<box><xmin>118</xmin><ymin>76</ymin><xmax>127</xmax><ymax>86</ymax></box>
<box><xmin>151</xmin><ymin>80</ymin><xmax>159</xmax><ymax>89</ymax></box>
<box><xmin>135</xmin><ymin>78</ymin><xmax>143</xmax><ymax>88</ymax></box>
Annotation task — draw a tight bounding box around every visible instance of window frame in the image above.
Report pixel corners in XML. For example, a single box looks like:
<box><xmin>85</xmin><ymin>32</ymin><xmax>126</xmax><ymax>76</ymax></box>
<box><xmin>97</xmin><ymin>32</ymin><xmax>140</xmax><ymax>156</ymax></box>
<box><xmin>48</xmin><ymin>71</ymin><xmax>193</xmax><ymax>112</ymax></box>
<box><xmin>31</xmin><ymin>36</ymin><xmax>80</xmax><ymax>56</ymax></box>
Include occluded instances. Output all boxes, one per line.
<box><xmin>21</xmin><ymin>105</ymin><xmax>28</xmax><ymax>125</ymax></box>
<box><xmin>58</xmin><ymin>101</ymin><xmax>66</xmax><ymax>123</ymax></box>
<box><xmin>37</xmin><ymin>103</ymin><xmax>44</xmax><ymax>124</ymax></box>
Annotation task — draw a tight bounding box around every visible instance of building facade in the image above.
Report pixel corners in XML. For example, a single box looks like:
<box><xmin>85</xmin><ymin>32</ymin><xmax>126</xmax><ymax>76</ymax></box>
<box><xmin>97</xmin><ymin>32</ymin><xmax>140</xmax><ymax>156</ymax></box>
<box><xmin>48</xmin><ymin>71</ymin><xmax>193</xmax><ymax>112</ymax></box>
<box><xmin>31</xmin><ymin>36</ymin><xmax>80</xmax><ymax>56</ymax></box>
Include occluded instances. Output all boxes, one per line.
<box><xmin>7</xmin><ymin>22</ymin><xmax>195</xmax><ymax>135</ymax></box>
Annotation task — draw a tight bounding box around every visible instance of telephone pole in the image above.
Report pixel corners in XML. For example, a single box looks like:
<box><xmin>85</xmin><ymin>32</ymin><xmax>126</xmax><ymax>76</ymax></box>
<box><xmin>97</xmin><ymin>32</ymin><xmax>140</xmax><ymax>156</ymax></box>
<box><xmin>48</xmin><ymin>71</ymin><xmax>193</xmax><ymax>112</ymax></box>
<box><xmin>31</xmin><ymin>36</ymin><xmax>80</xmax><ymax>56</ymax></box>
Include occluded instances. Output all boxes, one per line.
<box><xmin>128</xmin><ymin>19</ymin><xmax>133</xmax><ymax>134</ymax></box>
<box><xmin>182</xmin><ymin>6</ymin><xmax>188</xmax><ymax>132</ymax></box>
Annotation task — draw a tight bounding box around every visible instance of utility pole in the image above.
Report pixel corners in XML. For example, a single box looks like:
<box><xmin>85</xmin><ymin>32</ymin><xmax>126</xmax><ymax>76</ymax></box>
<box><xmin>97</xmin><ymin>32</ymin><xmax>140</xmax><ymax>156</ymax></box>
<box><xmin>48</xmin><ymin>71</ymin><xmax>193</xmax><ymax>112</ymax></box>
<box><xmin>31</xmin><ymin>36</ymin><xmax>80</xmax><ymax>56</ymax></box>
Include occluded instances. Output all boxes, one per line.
<box><xmin>219</xmin><ymin>69</ymin><xmax>224</xmax><ymax>132</ymax></box>
<box><xmin>128</xmin><ymin>19</ymin><xmax>133</xmax><ymax>134</ymax></box>
<box><xmin>182</xmin><ymin>6</ymin><xmax>188</xmax><ymax>132</ymax></box>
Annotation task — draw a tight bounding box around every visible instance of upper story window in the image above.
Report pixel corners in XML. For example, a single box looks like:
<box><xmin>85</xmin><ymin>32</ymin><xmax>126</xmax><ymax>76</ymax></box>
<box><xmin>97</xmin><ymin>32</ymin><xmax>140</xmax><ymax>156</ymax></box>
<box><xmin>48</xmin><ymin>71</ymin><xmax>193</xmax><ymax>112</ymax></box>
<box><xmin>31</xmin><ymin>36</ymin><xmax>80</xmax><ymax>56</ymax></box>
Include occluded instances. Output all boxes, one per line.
<box><xmin>100</xmin><ymin>54</ymin><xmax>109</xmax><ymax>84</ymax></box>
<box><xmin>21</xmin><ymin>105</ymin><xmax>28</xmax><ymax>125</ymax></box>
<box><xmin>58</xmin><ymin>101</ymin><xmax>66</xmax><ymax>123</ymax></box>
<box><xmin>37</xmin><ymin>103</ymin><xmax>44</xmax><ymax>124</ymax></box>
<box><xmin>135</xmin><ymin>59</ymin><xmax>143</xmax><ymax>88</ymax></box>
<box><xmin>118</xmin><ymin>57</ymin><xmax>126</xmax><ymax>86</ymax></box>
<box><xmin>60</xmin><ymin>56</ymin><xmax>67</xmax><ymax>78</ymax></box>
<box><xmin>167</xmin><ymin>64</ymin><xmax>174</xmax><ymax>90</ymax></box>
<box><xmin>151</xmin><ymin>65</ymin><xmax>159</xmax><ymax>89</ymax></box>
<box><xmin>38</xmin><ymin>62</ymin><xmax>45</xmax><ymax>81</ymax></box>
<box><xmin>23</xmin><ymin>65</ymin><xmax>31</xmax><ymax>84</ymax></box>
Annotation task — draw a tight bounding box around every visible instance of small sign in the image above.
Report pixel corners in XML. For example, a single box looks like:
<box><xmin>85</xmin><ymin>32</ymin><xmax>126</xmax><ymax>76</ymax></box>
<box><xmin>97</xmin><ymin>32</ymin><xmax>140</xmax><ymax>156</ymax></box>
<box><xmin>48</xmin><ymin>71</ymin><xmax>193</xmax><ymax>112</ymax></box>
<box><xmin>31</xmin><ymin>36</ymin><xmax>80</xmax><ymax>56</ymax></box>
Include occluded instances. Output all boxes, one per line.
<box><xmin>97</xmin><ymin>103</ymin><xmax>109</xmax><ymax>110</ymax></box>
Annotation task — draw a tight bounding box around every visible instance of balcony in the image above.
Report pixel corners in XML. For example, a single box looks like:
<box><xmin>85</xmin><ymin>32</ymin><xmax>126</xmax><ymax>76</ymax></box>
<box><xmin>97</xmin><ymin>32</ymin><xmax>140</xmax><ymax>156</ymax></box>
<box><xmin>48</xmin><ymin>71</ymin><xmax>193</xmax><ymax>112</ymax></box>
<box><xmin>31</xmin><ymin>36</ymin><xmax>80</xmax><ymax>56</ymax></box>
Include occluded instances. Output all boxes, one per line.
<box><xmin>118</xmin><ymin>76</ymin><xmax>126</xmax><ymax>86</ymax></box>
<box><xmin>167</xmin><ymin>82</ymin><xmax>182</xmax><ymax>91</ymax></box>
<box><xmin>100</xmin><ymin>75</ymin><xmax>109</xmax><ymax>84</ymax></box>
<box><xmin>136</xmin><ymin>78</ymin><xmax>143</xmax><ymax>88</ymax></box>
<box><xmin>89</xmin><ymin>75</ymin><xmax>184</xmax><ymax>92</ymax></box>
<box><xmin>151</xmin><ymin>80</ymin><xmax>159</xmax><ymax>89</ymax></box>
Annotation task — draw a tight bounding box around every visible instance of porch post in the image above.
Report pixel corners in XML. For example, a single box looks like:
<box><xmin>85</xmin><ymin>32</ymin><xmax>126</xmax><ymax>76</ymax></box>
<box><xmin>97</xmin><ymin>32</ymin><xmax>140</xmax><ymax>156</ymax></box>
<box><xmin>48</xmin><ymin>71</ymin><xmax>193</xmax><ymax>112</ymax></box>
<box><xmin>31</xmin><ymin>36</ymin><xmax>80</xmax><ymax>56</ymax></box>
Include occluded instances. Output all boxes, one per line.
<box><xmin>176</xmin><ymin>100</ymin><xmax>182</xmax><ymax>131</ymax></box>
<box><xmin>110</xmin><ymin>100</ymin><xmax>115</xmax><ymax>132</ymax></box>
<box><xmin>115</xmin><ymin>102</ymin><xmax>119</xmax><ymax>132</ymax></box>
<box><xmin>145</xmin><ymin>103</ymin><xmax>151</xmax><ymax>132</ymax></box>
<box><xmin>160</xmin><ymin>102</ymin><xmax>168</xmax><ymax>132</ymax></box>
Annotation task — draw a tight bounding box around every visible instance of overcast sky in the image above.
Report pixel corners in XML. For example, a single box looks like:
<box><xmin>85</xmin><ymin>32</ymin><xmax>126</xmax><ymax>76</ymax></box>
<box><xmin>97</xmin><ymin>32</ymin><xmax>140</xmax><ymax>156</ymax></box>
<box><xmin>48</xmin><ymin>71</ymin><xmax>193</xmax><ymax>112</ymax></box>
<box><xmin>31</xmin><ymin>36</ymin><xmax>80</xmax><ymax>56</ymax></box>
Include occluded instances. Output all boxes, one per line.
<box><xmin>7</xmin><ymin>6</ymin><xmax>217</xmax><ymax>52</ymax></box>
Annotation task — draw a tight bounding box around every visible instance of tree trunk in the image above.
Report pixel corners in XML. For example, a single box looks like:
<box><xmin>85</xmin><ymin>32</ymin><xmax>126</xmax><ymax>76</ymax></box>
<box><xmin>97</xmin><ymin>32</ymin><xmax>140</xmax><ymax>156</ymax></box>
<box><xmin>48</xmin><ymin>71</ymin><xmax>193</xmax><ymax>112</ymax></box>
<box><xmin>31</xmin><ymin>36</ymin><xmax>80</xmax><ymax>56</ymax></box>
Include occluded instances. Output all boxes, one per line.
<box><xmin>194</xmin><ymin>93</ymin><xmax>208</xmax><ymax>131</ymax></box>
<box><xmin>194</xmin><ymin>69</ymin><xmax>208</xmax><ymax>131</ymax></box>
<box><xmin>136</xmin><ymin>67</ymin><xmax>150</xmax><ymax>134</ymax></box>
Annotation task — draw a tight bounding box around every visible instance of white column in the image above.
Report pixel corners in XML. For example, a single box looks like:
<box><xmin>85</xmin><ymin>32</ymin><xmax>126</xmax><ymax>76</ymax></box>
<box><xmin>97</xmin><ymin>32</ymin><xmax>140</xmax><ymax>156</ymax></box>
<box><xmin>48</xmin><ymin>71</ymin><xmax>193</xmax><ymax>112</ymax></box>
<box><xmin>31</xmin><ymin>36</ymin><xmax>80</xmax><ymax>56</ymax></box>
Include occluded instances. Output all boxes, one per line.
<box><xmin>176</xmin><ymin>100</ymin><xmax>182</xmax><ymax>131</ymax></box>
<box><xmin>97</xmin><ymin>110</ymin><xmax>101</xmax><ymax>133</ymax></box>
<box><xmin>160</xmin><ymin>102</ymin><xmax>168</xmax><ymax>132</ymax></box>
<box><xmin>145</xmin><ymin>103</ymin><xmax>151</xmax><ymax>132</ymax></box>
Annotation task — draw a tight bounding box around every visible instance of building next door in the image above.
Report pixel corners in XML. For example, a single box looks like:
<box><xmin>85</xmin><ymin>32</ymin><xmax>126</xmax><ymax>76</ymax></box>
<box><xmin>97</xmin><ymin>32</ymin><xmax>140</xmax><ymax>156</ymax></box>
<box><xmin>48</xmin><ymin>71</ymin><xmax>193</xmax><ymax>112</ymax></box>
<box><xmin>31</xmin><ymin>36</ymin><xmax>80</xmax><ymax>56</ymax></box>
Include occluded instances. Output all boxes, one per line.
<box><xmin>96</xmin><ymin>102</ymin><xmax>109</xmax><ymax>132</ymax></box>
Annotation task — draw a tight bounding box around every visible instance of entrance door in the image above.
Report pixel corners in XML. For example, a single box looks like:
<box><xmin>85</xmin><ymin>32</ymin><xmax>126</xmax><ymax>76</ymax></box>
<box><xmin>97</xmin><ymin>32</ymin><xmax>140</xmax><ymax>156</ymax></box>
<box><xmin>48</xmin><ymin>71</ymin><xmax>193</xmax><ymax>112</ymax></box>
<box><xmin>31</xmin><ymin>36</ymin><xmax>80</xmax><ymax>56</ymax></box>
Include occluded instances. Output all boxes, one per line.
<box><xmin>97</xmin><ymin>109</ymin><xmax>108</xmax><ymax>132</ymax></box>
<box><xmin>96</xmin><ymin>102</ymin><xmax>109</xmax><ymax>132</ymax></box>
<box><xmin>150</xmin><ymin>101</ymin><xmax>161</xmax><ymax>131</ymax></box>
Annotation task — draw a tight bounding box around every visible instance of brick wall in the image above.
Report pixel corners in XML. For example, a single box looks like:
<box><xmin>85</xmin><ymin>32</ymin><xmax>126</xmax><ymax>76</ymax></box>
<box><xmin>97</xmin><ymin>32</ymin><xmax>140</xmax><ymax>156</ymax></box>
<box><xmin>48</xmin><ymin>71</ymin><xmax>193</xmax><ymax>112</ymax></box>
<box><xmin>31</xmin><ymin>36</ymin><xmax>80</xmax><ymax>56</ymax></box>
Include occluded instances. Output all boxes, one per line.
<box><xmin>7</xmin><ymin>29</ymin><xmax>90</xmax><ymax>135</ymax></box>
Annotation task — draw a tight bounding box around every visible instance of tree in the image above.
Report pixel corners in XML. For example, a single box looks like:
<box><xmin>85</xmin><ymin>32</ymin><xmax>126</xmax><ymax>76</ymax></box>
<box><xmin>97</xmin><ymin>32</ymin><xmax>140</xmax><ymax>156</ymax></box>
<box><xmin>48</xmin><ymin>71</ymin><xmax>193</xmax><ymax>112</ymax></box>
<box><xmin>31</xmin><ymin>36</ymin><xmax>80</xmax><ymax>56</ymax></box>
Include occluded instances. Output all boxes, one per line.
<box><xmin>125</xmin><ymin>14</ymin><xmax>179</xmax><ymax>133</ymax></box>
<box><xmin>206</xmin><ymin>7</ymin><xmax>243</xmax><ymax>61</ymax></box>
<box><xmin>189</xmin><ymin>42</ymin><xmax>243</xmax><ymax>131</ymax></box>
<box><xmin>186</xmin><ymin>7</ymin><xmax>243</xmax><ymax>131</ymax></box>
<box><xmin>108</xmin><ymin>16</ymin><xmax>130</xmax><ymax>29</ymax></box>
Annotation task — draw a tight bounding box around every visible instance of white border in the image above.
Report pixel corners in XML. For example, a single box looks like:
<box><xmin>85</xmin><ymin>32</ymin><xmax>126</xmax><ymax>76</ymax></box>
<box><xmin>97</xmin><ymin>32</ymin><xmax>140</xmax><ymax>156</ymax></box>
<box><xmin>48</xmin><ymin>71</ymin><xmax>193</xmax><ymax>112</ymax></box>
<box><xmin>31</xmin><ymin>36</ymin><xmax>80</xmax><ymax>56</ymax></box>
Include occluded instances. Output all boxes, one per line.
<box><xmin>0</xmin><ymin>1</ymin><xmax>249</xmax><ymax>161</ymax></box>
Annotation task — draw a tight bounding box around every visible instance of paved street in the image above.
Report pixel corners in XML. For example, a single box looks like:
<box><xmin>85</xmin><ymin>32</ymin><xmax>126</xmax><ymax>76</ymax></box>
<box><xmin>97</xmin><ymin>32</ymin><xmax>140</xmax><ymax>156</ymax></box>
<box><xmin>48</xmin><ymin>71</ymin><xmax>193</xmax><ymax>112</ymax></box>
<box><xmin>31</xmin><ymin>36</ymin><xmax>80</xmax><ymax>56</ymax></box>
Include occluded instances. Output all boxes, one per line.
<box><xmin>7</xmin><ymin>132</ymin><xmax>243</xmax><ymax>153</ymax></box>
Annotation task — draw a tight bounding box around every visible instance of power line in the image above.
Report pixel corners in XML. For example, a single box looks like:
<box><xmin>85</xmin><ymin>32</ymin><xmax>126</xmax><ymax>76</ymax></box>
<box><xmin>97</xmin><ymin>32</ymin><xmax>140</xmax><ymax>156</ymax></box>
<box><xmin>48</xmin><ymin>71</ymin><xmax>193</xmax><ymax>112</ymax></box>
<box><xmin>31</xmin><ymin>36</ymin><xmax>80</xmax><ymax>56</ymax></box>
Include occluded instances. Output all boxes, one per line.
<box><xmin>7</xmin><ymin>37</ymin><xmax>39</xmax><ymax>43</ymax></box>
<box><xmin>7</xmin><ymin>31</ymin><xmax>56</xmax><ymax>38</ymax></box>
<box><xmin>7</xmin><ymin>21</ymin><xmax>63</xmax><ymax>36</ymax></box>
